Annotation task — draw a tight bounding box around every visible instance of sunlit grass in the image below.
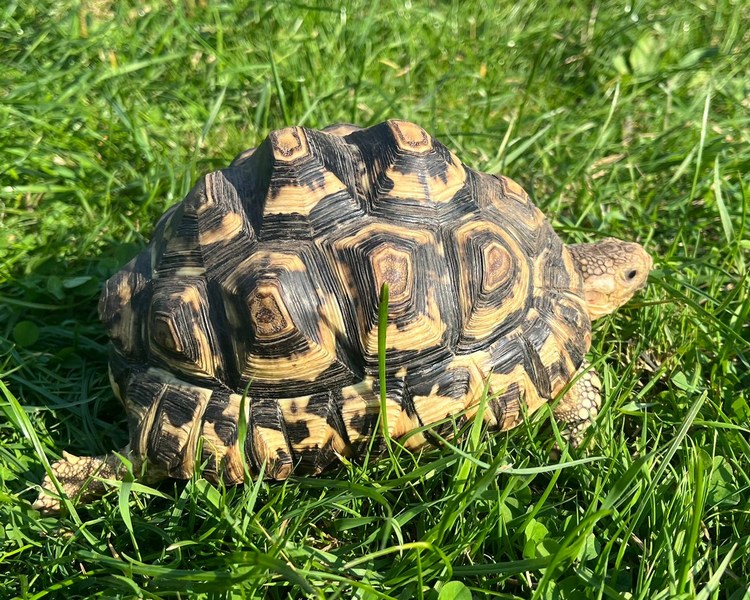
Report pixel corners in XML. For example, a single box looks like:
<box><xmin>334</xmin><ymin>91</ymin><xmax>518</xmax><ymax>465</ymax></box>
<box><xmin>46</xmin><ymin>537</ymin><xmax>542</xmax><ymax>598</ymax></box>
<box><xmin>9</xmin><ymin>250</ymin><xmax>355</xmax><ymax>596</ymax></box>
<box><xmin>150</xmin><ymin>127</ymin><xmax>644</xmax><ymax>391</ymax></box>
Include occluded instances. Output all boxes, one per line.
<box><xmin>1</xmin><ymin>1</ymin><xmax>749</xmax><ymax>597</ymax></box>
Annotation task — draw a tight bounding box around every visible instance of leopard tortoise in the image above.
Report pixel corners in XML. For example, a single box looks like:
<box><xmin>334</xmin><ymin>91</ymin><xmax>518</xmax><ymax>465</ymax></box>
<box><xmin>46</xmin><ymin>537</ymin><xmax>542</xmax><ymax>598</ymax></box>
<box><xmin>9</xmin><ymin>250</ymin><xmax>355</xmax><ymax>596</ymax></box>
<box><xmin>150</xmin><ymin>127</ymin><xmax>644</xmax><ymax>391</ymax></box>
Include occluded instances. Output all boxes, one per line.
<box><xmin>35</xmin><ymin>119</ymin><xmax>652</xmax><ymax>512</ymax></box>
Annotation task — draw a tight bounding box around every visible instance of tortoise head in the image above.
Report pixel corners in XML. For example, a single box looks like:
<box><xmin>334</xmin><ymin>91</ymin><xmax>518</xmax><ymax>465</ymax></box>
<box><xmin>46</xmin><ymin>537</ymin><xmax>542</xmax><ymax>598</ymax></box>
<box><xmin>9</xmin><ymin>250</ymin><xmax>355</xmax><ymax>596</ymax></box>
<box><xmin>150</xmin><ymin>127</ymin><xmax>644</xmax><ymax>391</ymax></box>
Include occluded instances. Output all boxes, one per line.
<box><xmin>567</xmin><ymin>237</ymin><xmax>652</xmax><ymax>320</ymax></box>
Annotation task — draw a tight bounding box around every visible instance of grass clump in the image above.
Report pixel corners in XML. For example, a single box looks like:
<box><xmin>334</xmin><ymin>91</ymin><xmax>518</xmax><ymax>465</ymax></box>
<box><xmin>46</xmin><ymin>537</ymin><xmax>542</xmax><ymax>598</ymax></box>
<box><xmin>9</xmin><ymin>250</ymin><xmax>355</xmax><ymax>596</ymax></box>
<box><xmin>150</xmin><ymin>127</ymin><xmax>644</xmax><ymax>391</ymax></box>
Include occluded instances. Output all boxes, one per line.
<box><xmin>2</xmin><ymin>0</ymin><xmax>749</xmax><ymax>597</ymax></box>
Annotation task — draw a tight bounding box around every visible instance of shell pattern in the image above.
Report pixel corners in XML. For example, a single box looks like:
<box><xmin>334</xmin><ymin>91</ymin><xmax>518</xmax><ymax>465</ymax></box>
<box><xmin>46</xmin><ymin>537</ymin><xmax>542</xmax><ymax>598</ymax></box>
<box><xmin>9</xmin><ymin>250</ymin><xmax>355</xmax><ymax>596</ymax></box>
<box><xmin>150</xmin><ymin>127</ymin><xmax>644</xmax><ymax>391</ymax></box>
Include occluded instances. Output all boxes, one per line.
<box><xmin>100</xmin><ymin>120</ymin><xmax>591</xmax><ymax>483</ymax></box>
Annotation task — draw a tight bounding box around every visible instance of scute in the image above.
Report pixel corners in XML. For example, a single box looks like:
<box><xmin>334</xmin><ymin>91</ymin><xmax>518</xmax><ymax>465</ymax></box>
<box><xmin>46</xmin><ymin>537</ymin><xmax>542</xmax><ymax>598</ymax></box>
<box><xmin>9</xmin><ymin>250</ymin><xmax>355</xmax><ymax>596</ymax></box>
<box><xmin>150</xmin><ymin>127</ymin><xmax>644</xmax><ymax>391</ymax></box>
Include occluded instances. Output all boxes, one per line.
<box><xmin>100</xmin><ymin>119</ymin><xmax>591</xmax><ymax>485</ymax></box>
<box><xmin>347</xmin><ymin>120</ymin><xmax>471</xmax><ymax>224</ymax></box>
<box><xmin>148</xmin><ymin>277</ymin><xmax>224</xmax><ymax>380</ymax></box>
<box><xmin>325</xmin><ymin>221</ymin><xmax>457</xmax><ymax>367</ymax></box>
<box><xmin>219</xmin><ymin>243</ymin><xmax>358</xmax><ymax>395</ymax></box>
<box><xmin>99</xmin><ymin>254</ymin><xmax>151</xmax><ymax>358</ymax></box>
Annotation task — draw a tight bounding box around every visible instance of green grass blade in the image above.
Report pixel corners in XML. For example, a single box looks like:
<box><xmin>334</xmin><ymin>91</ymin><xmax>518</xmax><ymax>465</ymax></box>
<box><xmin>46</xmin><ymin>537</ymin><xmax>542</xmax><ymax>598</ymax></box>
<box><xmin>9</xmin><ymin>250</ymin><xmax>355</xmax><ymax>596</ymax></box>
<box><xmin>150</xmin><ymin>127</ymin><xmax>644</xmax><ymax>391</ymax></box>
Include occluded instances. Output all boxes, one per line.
<box><xmin>378</xmin><ymin>282</ymin><xmax>390</xmax><ymax>445</ymax></box>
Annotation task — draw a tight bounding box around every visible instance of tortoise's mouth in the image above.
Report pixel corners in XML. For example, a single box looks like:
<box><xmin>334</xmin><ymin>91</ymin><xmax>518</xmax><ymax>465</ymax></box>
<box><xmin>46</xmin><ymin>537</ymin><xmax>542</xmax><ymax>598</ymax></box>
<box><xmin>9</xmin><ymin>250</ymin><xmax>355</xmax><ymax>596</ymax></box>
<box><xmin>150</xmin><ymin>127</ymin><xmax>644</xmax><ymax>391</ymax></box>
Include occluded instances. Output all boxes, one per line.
<box><xmin>584</xmin><ymin>289</ymin><xmax>617</xmax><ymax>321</ymax></box>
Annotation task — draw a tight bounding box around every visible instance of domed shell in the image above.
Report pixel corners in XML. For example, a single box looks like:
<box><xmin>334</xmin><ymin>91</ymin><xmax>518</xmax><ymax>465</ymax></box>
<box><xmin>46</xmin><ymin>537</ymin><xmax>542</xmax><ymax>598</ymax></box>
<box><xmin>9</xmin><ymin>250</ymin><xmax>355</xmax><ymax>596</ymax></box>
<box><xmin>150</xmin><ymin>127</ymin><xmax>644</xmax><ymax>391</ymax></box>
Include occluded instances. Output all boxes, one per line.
<box><xmin>99</xmin><ymin>119</ymin><xmax>591</xmax><ymax>483</ymax></box>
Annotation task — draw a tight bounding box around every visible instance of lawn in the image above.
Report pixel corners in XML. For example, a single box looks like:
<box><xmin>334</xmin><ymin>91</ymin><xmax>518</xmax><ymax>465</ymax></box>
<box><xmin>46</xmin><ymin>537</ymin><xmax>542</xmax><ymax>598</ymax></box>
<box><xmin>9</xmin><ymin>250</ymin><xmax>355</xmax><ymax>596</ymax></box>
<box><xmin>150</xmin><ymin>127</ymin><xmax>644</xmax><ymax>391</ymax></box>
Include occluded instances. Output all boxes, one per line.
<box><xmin>2</xmin><ymin>0</ymin><xmax>749</xmax><ymax>598</ymax></box>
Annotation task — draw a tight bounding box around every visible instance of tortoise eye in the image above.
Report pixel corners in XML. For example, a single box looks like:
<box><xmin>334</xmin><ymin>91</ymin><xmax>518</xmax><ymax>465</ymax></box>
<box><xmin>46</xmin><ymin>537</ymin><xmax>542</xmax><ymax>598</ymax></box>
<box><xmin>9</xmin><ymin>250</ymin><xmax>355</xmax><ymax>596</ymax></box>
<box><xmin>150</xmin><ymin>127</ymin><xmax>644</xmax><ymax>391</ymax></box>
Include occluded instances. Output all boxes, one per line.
<box><xmin>625</xmin><ymin>269</ymin><xmax>638</xmax><ymax>281</ymax></box>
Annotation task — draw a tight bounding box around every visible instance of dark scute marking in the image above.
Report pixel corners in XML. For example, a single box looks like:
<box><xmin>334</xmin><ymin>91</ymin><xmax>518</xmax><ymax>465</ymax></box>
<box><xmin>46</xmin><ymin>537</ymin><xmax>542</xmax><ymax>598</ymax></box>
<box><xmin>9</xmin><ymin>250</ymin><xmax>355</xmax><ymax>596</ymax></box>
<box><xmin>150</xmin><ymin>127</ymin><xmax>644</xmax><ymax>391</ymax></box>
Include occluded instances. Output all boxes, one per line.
<box><xmin>99</xmin><ymin>260</ymin><xmax>152</xmax><ymax>357</ymax></box>
<box><xmin>439</xmin><ymin>368</ymin><xmax>471</xmax><ymax>398</ymax></box>
<box><xmin>293</xmin><ymin>448</ymin><xmax>317</xmax><ymax>473</ymax></box>
<box><xmin>250</xmin><ymin>398</ymin><xmax>284</xmax><ymax>431</ymax></box>
<box><xmin>245</xmin><ymin>397</ymin><xmax>293</xmax><ymax>475</ymax></box>
<box><xmin>99</xmin><ymin>275</ymin><xmax>127</xmax><ymax>329</ymax></box>
<box><xmin>558</xmin><ymin>299</ymin><xmax>587</xmax><ymax>331</ymax></box>
<box><xmin>155</xmin><ymin>204</ymin><xmax>204</xmax><ymax>275</ymax></box>
<box><xmin>285</xmin><ymin>420</ymin><xmax>311</xmax><ymax>446</ymax></box>
<box><xmin>256</xmin><ymin>213</ymin><xmax>314</xmax><ymax>241</ymax></box>
<box><xmin>272</xmin><ymin>451</ymin><xmax>293</xmax><ymax>475</ymax></box>
<box><xmin>565</xmin><ymin>338</ymin><xmax>586</xmax><ymax>370</ymax></box>
<box><xmin>266</xmin><ymin>156</ymin><xmax>328</xmax><ymax>200</ymax></box>
<box><xmin>372</xmin><ymin>374</ymin><xmax>407</xmax><ymax>406</ymax></box>
<box><xmin>370</xmin><ymin>193</ymin><xmax>459</xmax><ymax>225</ymax></box>
<box><xmin>432</xmin><ymin>142</ymin><xmax>458</xmax><ymax>181</ymax></box>
<box><xmin>349</xmin><ymin>411</ymin><xmax>379</xmax><ymax>438</ymax></box>
<box><xmin>148</xmin><ymin>431</ymin><xmax>184</xmax><ymax>470</ymax></box>
<box><xmin>159</xmin><ymin>386</ymin><xmax>205</xmax><ymax>429</ymax></box>
<box><xmin>147</xmin><ymin>277</ymin><xmax>228</xmax><ymax>384</ymax></box>
<box><xmin>533</xmin><ymin>294</ymin><xmax>554</xmax><ymax>318</ymax></box>
<box><xmin>340</xmin><ymin>122</ymin><xmax>399</xmax><ymax>211</ymax></box>
<box><xmin>391</xmin><ymin>138</ymin><xmax>454</xmax><ymax>180</ymax></box>
<box><xmin>125</xmin><ymin>375</ymin><xmax>166</xmax><ymax>411</ymax></box>
<box><xmin>524</xmin><ymin>313</ymin><xmax>552</xmax><ymax>350</ymax></box>
<box><xmin>214</xmin><ymin>419</ymin><xmax>237</xmax><ymax>448</ymax></box>
<box><xmin>329</xmin><ymin>390</ymin><xmax>352</xmax><ymax>448</ymax></box>
<box><xmin>202</xmin><ymin>392</ymin><xmax>237</xmax><ymax>447</ymax></box>
<box><xmin>311</xmin><ymin>440</ymin><xmax>341</xmax><ymax>474</ymax></box>
<box><xmin>305</xmin><ymin>392</ymin><xmax>335</xmax><ymax>418</ymax></box>
<box><xmin>364</xmin><ymin>348</ymin><xmax>454</xmax><ymax>384</ymax></box>
<box><xmin>540</xmin><ymin>238</ymin><xmax>571</xmax><ymax>291</ymax></box>
<box><xmin>489</xmin><ymin>336</ymin><xmax>526</xmax><ymax>375</ymax></box>
<box><xmin>307</xmin><ymin>129</ymin><xmax>361</xmax><ymax>201</ymax></box>
<box><xmin>356</xmin><ymin>133</ymin><xmax>468</xmax><ymax>223</ymax></box>
<box><xmin>407</xmin><ymin>358</ymin><xmax>469</xmax><ymax>402</ymax></box>
<box><xmin>205</xmin><ymin>280</ymin><xmax>240</xmax><ymax>388</ymax></box>
<box><xmin>148</xmin><ymin>205</ymin><xmax>180</xmax><ymax>253</ymax></box>
<box><xmin>406</xmin><ymin>362</ymin><xmax>470</xmax><ymax>427</ymax></box>
<box><xmin>222</xmin><ymin>140</ymin><xmax>274</xmax><ymax>237</ymax></box>
<box><xmin>307</xmin><ymin>189</ymin><xmax>365</xmax><ymax>236</ymax></box>
<box><xmin>520</xmin><ymin>335</ymin><xmax>552</xmax><ymax>399</ymax></box>
<box><xmin>398</xmin><ymin>390</ymin><xmax>418</xmax><ymax>419</ymax></box>
<box><xmin>469</xmin><ymin>171</ymin><xmax>542</xmax><ymax>257</ymax></box>
<box><xmin>203</xmin><ymin>453</ymin><xmax>218</xmax><ymax>477</ymax></box>
<box><xmin>489</xmin><ymin>382</ymin><xmax>521</xmax><ymax>427</ymax></box>
<box><xmin>107</xmin><ymin>347</ymin><xmax>142</xmax><ymax>400</ymax></box>
<box><xmin>549</xmin><ymin>357</ymin><xmax>571</xmax><ymax>385</ymax></box>
<box><xmin>239</xmin><ymin>349</ymin><xmax>357</xmax><ymax>398</ymax></box>
<box><xmin>197</xmin><ymin>170</ymin><xmax>259</xmax><ymax>281</ymax></box>
<box><xmin>201</xmin><ymin>231</ymin><xmax>257</xmax><ymax>283</ymax></box>
<box><xmin>129</xmin><ymin>245</ymin><xmax>153</xmax><ymax>277</ymax></box>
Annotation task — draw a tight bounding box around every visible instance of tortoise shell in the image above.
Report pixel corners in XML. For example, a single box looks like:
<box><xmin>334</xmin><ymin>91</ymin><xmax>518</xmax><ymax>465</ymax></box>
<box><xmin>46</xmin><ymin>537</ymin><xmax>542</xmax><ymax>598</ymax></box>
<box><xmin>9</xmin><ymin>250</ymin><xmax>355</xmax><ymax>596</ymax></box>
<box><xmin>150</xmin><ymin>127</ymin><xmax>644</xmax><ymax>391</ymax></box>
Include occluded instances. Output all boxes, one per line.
<box><xmin>100</xmin><ymin>119</ymin><xmax>591</xmax><ymax>483</ymax></box>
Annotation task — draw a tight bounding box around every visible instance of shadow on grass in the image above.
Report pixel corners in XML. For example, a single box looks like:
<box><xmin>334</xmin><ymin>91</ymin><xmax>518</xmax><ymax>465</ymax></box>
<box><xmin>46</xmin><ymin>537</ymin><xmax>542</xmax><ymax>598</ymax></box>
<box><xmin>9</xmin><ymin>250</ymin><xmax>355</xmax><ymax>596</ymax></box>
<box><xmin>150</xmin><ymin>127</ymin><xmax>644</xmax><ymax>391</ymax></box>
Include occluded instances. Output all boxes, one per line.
<box><xmin>1</xmin><ymin>240</ymin><xmax>146</xmax><ymax>478</ymax></box>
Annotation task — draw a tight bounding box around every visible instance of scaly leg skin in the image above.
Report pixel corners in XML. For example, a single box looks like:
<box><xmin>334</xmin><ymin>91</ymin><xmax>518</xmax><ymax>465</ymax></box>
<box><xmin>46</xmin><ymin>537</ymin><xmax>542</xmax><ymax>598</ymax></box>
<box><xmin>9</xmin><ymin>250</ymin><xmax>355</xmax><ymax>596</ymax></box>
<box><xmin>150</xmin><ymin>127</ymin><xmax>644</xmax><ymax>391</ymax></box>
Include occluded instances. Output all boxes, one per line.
<box><xmin>553</xmin><ymin>362</ymin><xmax>603</xmax><ymax>448</ymax></box>
<box><xmin>33</xmin><ymin>446</ymin><xmax>138</xmax><ymax>513</ymax></box>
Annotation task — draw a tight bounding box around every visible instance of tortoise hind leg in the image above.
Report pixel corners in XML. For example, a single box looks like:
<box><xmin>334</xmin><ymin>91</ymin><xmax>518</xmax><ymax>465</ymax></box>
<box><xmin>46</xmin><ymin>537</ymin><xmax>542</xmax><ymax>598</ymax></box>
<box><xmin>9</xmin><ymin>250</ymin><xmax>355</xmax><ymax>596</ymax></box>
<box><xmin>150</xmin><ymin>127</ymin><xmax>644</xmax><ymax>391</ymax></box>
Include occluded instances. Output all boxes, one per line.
<box><xmin>553</xmin><ymin>362</ymin><xmax>602</xmax><ymax>447</ymax></box>
<box><xmin>33</xmin><ymin>446</ymin><xmax>141</xmax><ymax>513</ymax></box>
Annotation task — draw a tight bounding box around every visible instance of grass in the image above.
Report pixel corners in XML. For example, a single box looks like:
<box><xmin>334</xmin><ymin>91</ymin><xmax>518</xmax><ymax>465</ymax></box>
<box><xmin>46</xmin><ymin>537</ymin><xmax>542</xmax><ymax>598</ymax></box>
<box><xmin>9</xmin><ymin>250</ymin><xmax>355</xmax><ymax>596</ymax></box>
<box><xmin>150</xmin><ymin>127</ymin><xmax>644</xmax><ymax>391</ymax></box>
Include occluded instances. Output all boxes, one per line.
<box><xmin>1</xmin><ymin>0</ymin><xmax>749</xmax><ymax>597</ymax></box>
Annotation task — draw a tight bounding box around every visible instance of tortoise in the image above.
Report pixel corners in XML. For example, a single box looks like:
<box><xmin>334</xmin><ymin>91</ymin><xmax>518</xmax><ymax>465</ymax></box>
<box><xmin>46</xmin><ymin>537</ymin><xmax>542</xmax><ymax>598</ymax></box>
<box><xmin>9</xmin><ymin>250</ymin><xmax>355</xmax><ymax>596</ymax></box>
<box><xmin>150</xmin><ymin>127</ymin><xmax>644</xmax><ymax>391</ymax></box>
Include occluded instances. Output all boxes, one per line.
<box><xmin>34</xmin><ymin>119</ymin><xmax>652</xmax><ymax>512</ymax></box>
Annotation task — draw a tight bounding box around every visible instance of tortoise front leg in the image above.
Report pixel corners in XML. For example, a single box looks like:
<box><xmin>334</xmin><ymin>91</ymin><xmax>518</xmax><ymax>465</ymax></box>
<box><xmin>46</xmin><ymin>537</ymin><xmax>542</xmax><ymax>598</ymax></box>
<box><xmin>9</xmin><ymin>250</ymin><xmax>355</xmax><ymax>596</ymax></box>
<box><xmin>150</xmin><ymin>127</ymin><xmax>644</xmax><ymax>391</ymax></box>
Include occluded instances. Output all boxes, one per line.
<box><xmin>553</xmin><ymin>361</ymin><xmax>602</xmax><ymax>447</ymax></box>
<box><xmin>33</xmin><ymin>446</ymin><xmax>139</xmax><ymax>513</ymax></box>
